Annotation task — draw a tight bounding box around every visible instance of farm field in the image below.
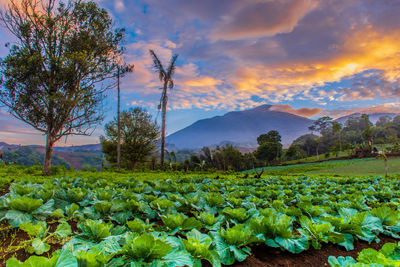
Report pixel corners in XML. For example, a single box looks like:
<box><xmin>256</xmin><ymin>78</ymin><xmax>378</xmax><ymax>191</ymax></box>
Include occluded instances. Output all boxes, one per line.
<box><xmin>247</xmin><ymin>157</ymin><xmax>400</xmax><ymax>176</ymax></box>
<box><xmin>1</xmin><ymin>166</ymin><xmax>400</xmax><ymax>266</ymax></box>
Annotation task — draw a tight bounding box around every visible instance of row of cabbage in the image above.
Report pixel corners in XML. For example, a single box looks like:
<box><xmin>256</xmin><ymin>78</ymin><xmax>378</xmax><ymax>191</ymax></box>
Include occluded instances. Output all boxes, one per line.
<box><xmin>1</xmin><ymin>175</ymin><xmax>400</xmax><ymax>266</ymax></box>
<box><xmin>329</xmin><ymin>242</ymin><xmax>400</xmax><ymax>266</ymax></box>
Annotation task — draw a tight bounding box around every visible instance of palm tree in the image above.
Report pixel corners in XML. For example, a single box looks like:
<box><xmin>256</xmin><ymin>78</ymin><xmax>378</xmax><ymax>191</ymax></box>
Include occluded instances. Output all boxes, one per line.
<box><xmin>149</xmin><ymin>50</ymin><xmax>178</xmax><ymax>169</ymax></box>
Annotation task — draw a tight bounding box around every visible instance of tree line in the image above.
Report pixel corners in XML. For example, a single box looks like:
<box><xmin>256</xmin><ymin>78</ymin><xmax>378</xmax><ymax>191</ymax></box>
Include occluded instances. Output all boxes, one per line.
<box><xmin>161</xmin><ymin>114</ymin><xmax>400</xmax><ymax>172</ymax></box>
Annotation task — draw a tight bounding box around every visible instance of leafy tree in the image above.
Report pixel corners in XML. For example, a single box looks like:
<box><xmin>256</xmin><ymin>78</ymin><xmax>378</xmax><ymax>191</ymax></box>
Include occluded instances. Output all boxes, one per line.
<box><xmin>308</xmin><ymin>116</ymin><xmax>333</xmax><ymax>158</ymax></box>
<box><xmin>0</xmin><ymin>0</ymin><xmax>124</xmax><ymax>174</ymax></box>
<box><xmin>149</xmin><ymin>50</ymin><xmax>178</xmax><ymax>169</ymax></box>
<box><xmin>285</xmin><ymin>144</ymin><xmax>305</xmax><ymax>161</ymax></box>
<box><xmin>390</xmin><ymin>116</ymin><xmax>400</xmax><ymax>138</ymax></box>
<box><xmin>200</xmin><ymin>147</ymin><xmax>214</xmax><ymax>168</ymax></box>
<box><xmin>308</xmin><ymin>116</ymin><xmax>333</xmax><ymax>134</ymax></box>
<box><xmin>101</xmin><ymin>108</ymin><xmax>159</xmax><ymax>170</ymax></box>
<box><xmin>257</xmin><ymin>130</ymin><xmax>282</xmax><ymax>145</ymax></box>
<box><xmin>332</xmin><ymin>122</ymin><xmax>343</xmax><ymax>152</ymax></box>
<box><xmin>292</xmin><ymin>134</ymin><xmax>318</xmax><ymax>157</ymax></box>
<box><xmin>256</xmin><ymin>130</ymin><xmax>283</xmax><ymax>160</ymax></box>
<box><xmin>361</xmin><ymin>114</ymin><xmax>374</xmax><ymax>150</ymax></box>
<box><xmin>255</xmin><ymin>142</ymin><xmax>282</xmax><ymax>164</ymax></box>
<box><xmin>376</xmin><ymin>116</ymin><xmax>392</xmax><ymax>127</ymax></box>
<box><xmin>215</xmin><ymin>145</ymin><xmax>243</xmax><ymax>171</ymax></box>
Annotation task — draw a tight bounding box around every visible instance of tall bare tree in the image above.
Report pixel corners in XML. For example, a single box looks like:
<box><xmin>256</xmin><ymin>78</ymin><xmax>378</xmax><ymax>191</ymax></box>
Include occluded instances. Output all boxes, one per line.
<box><xmin>116</xmin><ymin>62</ymin><xmax>134</xmax><ymax>171</ymax></box>
<box><xmin>149</xmin><ymin>50</ymin><xmax>178</xmax><ymax>168</ymax></box>
<box><xmin>0</xmin><ymin>0</ymin><xmax>124</xmax><ymax>174</ymax></box>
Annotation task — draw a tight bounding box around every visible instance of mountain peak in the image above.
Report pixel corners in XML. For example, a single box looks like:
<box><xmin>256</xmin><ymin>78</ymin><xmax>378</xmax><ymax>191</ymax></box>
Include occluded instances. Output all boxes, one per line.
<box><xmin>247</xmin><ymin>104</ymin><xmax>272</xmax><ymax>112</ymax></box>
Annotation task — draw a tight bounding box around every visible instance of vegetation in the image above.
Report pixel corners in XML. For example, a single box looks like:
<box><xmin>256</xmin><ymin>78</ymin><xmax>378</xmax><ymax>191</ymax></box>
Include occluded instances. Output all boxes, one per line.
<box><xmin>100</xmin><ymin>107</ymin><xmax>160</xmax><ymax>170</ymax></box>
<box><xmin>0</xmin><ymin>0</ymin><xmax>125</xmax><ymax>175</ymax></box>
<box><xmin>0</xmin><ymin>1</ymin><xmax>399</xmax><ymax>266</ymax></box>
<box><xmin>255</xmin><ymin>130</ymin><xmax>283</xmax><ymax>165</ymax></box>
<box><xmin>329</xmin><ymin>242</ymin><xmax>400</xmax><ymax>266</ymax></box>
<box><xmin>1</xmin><ymin>168</ymin><xmax>400</xmax><ymax>265</ymax></box>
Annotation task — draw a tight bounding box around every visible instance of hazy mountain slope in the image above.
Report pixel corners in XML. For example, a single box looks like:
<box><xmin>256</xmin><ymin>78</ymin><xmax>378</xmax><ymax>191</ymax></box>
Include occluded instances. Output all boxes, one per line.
<box><xmin>166</xmin><ymin>105</ymin><xmax>314</xmax><ymax>149</ymax></box>
<box><xmin>335</xmin><ymin>113</ymin><xmax>399</xmax><ymax>125</ymax></box>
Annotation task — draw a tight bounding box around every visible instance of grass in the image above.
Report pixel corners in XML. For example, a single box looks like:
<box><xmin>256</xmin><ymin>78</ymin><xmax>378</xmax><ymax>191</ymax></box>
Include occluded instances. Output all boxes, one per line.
<box><xmin>308</xmin><ymin>157</ymin><xmax>400</xmax><ymax>176</ymax></box>
<box><xmin>245</xmin><ymin>157</ymin><xmax>400</xmax><ymax>177</ymax></box>
<box><xmin>283</xmin><ymin>150</ymin><xmax>351</xmax><ymax>164</ymax></box>
<box><xmin>1</xmin><ymin>156</ymin><xmax>400</xmax><ymax>186</ymax></box>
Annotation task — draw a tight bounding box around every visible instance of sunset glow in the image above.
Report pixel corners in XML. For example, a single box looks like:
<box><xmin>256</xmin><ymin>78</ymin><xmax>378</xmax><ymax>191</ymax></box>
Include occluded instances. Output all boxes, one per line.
<box><xmin>1</xmin><ymin>0</ymin><xmax>400</xmax><ymax>145</ymax></box>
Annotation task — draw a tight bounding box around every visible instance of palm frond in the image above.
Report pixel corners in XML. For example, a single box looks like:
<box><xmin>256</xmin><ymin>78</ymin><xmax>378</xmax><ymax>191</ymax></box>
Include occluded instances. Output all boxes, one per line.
<box><xmin>168</xmin><ymin>79</ymin><xmax>174</xmax><ymax>89</ymax></box>
<box><xmin>166</xmin><ymin>54</ymin><xmax>178</xmax><ymax>79</ymax></box>
<box><xmin>149</xmin><ymin>49</ymin><xmax>166</xmax><ymax>81</ymax></box>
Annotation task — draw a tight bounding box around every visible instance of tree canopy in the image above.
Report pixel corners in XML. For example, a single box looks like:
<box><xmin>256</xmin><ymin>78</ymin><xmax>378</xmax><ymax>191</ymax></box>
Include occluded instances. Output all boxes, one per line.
<box><xmin>101</xmin><ymin>107</ymin><xmax>160</xmax><ymax>170</ymax></box>
<box><xmin>0</xmin><ymin>0</ymin><xmax>124</xmax><ymax>174</ymax></box>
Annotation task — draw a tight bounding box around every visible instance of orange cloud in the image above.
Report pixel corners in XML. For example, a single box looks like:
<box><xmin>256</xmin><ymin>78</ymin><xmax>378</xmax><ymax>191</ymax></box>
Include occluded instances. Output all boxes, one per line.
<box><xmin>230</xmin><ymin>26</ymin><xmax>400</xmax><ymax>102</ymax></box>
<box><xmin>270</xmin><ymin>104</ymin><xmax>322</xmax><ymax>117</ymax></box>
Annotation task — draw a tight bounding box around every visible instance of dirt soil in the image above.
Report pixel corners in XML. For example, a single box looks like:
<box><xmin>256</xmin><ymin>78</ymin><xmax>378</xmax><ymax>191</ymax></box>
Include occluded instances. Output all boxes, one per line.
<box><xmin>230</xmin><ymin>235</ymin><xmax>398</xmax><ymax>267</ymax></box>
<box><xmin>0</xmin><ymin>180</ymin><xmax>13</xmax><ymax>197</ymax></box>
<box><xmin>0</xmin><ymin>219</ymin><xmax>77</xmax><ymax>266</ymax></box>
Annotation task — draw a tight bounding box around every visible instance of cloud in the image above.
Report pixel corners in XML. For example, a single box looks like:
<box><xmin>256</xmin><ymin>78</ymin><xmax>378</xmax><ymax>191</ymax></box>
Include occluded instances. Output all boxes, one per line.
<box><xmin>270</xmin><ymin>104</ymin><xmax>322</xmax><ymax>117</ymax></box>
<box><xmin>225</xmin><ymin>26</ymin><xmax>400</xmax><ymax>104</ymax></box>
<box><xmin>114</xmin><ymin>0</ymin><xmax>124</xmax><ymax>12</ymax></box>
<box><xmin>181</xmin><ymin>77</ymin><xmax>222</xmax><ymax>87</ymax></box>
<box><xmin>212</xmin><ymin>0</ymin><xmax>319</xmax><ymax>40</ymax></box>
<box><xmin>324</xmin><ymin>103</ymin><xmax>400</xmax><ymax>119</ymax></box>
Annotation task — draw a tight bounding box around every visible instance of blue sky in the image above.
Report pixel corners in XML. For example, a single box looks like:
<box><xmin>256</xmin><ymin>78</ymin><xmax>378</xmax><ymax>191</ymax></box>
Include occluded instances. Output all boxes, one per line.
<box><xmin>1</xmin><ymin>0</ymin><xmax>400</xmax><ymax>146</ymax></box>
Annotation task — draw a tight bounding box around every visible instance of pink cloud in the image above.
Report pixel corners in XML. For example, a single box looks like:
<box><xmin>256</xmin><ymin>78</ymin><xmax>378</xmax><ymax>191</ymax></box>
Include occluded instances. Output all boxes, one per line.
<box><xmin>270</xmin><ymin>104</ymin><xmax>322</xmax><ymax>117</ymax></box>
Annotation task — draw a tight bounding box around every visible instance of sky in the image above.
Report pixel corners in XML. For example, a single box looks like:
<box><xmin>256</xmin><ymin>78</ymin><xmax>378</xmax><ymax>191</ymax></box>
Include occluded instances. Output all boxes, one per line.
<box><xmin>1</xmin><ymin>0</ymin><xmax>400</xmax><ymax>146</ymax></box>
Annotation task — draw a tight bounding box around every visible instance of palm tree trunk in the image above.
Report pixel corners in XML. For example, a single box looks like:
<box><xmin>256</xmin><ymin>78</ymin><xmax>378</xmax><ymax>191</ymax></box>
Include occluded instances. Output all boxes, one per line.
<box><xmin>117</xmin><ymin>67</ymin><xmax>121</xmax><ymax>172</ymax></box>
<box><xmin>160</xmin><ymin>84</ymin><xmax>168</xmax><ymax>169</ymax></box>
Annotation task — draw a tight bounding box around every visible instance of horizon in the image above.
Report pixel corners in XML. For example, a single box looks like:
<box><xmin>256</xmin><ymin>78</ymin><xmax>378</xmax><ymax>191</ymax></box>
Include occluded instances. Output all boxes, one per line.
<box><xmin>1</xmin><ymin>0</ymin><xmax>400</xmax><ymax>146</ymax></box>
<box><xmin>1</xmin><ymin>104</ymin><xmax>398</xmax><ymax>147</ymax></box>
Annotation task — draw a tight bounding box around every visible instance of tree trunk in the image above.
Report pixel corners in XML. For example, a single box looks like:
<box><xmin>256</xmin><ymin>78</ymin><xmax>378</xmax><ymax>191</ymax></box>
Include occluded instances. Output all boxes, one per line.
<box><xmin>131</xmin><ymin>160</ymin><xmax>136</xmax><ymax>170</ymax></box>
<box><xmin>117</xmin><ymin>67</ymin><xmax>121</xmax><ymax>172</ymax></box>
<box><xmin>43</xmin><ymin>134</ymin><xmax>54</xmax><ymax>175</ymax></box>
<box><xmin>160</xmin><ymin>84</ymin><xmax>168</xmax><ymax>169</ymax></box>
<box><xmin>385</xmin><ymin>158</ymin><xmax>388</xmax><ymax>178</ymax></box>
<box><xmin>339</xmin><ymin>132</ymin><xmax>342</xmax><ymax>152</ymax></box>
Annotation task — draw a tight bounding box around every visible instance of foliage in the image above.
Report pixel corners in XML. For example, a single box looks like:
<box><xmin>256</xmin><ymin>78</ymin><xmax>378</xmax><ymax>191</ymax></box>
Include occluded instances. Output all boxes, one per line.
<box><xmin>101</xmin><ymin>107</ymin><xmax>160</xmax><ymax>169</ymax></box>
<box><xmin>0</xmin><ymin>0</ymin><xmax>125</xmax><ymax>174</ymax></box>
<box><xmin>328</xmin><ymin>242</ymin><xmax>400</xmax><ymax>267</ymax></box>
<box><xmin>257</xmin><ymin>130</ymin><xmax>282</xmax><ymax>145</ymax></box>
<box><xmin>2</xmin><ymin>170</ymin><xmax>400</xmax><ymax>266</ymax></box>
<box><xmin>256</xmin><ymin>142</ymin><xmax>282</xmax><ymax>163</ymax></box>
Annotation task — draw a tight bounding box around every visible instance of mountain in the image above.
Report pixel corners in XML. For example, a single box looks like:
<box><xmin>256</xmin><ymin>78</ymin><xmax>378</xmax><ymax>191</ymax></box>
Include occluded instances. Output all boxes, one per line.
<box><xmin>0</xmin><ymin>142</ymin><xmax>19</xmax><ymax>150</ymax></box>
<box><xmin>166</xmin><ymin>105</ymin><xmax>314</xmax><ymax>149</ymax></box>
<box><xmin>52</xmin><ymin>144</ymin><xmax>101</xmax><ymax>152</ymax></box>
<box><xmin>0</xmin><ymin>142</ymin><xmax>102</xmax><ymax>169</ymax></box>
<box><xmin>335</xmin><ymin>113</ymin><xmax>399</xmax><ymax>125</ymax></box>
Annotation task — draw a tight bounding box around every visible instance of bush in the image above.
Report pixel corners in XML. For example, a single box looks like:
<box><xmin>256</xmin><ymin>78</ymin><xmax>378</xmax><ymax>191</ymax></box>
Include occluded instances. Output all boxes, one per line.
<box><xmin>389</xmin><ymin>143</ymin><xmax>400</xmax><ymax>153</ymax></box>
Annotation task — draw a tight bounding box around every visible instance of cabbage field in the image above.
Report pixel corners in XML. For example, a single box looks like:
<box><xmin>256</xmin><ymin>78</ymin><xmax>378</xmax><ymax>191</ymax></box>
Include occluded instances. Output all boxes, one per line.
<box><xmin>1</xmin><ymin>174</ymin><xmax>400</xmax><ymax>266</ymax></box>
